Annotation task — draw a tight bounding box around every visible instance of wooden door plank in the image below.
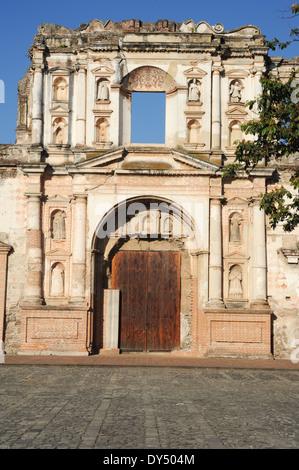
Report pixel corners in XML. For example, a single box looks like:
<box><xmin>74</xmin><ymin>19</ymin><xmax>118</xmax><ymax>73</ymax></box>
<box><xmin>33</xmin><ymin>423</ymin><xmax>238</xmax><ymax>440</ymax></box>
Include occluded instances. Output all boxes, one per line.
<box><xmin>146</xmin><ymin>251</ymin><xmax>180</xmax><ymax>351</ymax></box>
<box><xmin>112</xmin><ymin>250</ymin><xmax>180</xmax><ymax>352</ymax></box>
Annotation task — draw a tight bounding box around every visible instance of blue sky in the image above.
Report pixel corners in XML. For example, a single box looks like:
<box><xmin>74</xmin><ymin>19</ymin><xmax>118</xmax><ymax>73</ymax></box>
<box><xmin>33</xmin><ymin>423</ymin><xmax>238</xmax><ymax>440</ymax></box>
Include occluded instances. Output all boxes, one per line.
<box><xmin>0</xmin><ymin>0</ymin><xmax>298</xmax><ymax>144</ymax></box>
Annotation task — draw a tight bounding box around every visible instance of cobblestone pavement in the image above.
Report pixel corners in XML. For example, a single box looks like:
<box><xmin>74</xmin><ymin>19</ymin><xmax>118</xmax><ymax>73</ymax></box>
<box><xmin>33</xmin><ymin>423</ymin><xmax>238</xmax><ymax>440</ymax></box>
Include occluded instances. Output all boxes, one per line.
<box><xmin>0</xmin><ymin>365</ymin><xmax>298</xmax><ymax>449</ymax></box>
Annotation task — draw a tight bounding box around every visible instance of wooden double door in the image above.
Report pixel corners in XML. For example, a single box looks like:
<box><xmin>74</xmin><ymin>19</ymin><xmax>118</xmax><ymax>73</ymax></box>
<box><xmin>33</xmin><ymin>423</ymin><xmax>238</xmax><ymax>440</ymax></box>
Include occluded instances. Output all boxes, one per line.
<box><xmin>111</xmin><ymin>251</ymin><xmax>180</xmax><ymax>352</ymax></box>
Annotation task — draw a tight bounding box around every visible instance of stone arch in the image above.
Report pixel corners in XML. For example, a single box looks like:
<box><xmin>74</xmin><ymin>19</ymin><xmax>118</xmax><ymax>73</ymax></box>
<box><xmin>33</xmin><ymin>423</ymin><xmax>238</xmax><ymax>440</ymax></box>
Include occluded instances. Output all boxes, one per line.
<box><xmin>91</xmin><ymin>196</ymin><xmax>201</xmax><ymax>354</ymax></box>
<box><xmin>121</xmin><ymin>66</ymin><xmax>177</xmax><ymax>93</ymax></box>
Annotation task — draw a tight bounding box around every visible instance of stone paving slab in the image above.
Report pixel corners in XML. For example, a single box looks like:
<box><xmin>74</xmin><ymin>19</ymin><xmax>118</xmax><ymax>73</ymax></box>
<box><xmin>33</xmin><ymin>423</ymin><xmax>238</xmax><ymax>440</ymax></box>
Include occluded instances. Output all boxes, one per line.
<box><xmin>0</xmin><ymin>365</ymin><xmax>298</xmax><ymax>449</ymax></box>
<box><xmin>2</xmin><ymin>353</ymin><xmax>299</xmax><ymax>369</ymax></box>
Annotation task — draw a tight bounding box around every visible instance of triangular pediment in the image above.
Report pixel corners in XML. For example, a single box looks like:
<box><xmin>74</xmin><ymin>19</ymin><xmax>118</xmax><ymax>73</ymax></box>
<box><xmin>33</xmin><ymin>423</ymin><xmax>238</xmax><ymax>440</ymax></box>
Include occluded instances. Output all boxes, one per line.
<box><xmin>46</xmin><ymin>248</ymin><xmax>70</xmax><ymax>256</ymax></box>
<box><xmin>50</xmin><ymin>103</ymin><xmax>70</xmax><ymax>113</ymax></box>
<box><xmin>46</xmin><ymin>195</ymin><xmax>72</xmax><ymax>203</ymax></box>
<box><xmin>184</xmin><ymin>67</ymin><xmax>207</xmax><ymax>77</ymax></box>
<box><xmin>74</xmin><ymin>147</ymin><xmax>220</xmax><ymax>174</ymax></box>
<box><xmin>226</xmin><ymin>106</ymin><xmax>247</xmax><ymax>116</ymax></box>
<box><xmin>226</xmin><ymin>69</ymin><xmax>250</xmax><ymax>78</ymax></box>
<box><xmin>91</xmin><ymin>65</ymin><xmax>115</xmax><ymax>76</ymax></box>
<box><xmin>75</xmin><ymin>148</ymin><xmax>126</xmax><ymax>170</ymax></box>
<box><xmin>226</xmin><ymin>196</ymin><xmax>248</xmax><ymax>205</ymax></box>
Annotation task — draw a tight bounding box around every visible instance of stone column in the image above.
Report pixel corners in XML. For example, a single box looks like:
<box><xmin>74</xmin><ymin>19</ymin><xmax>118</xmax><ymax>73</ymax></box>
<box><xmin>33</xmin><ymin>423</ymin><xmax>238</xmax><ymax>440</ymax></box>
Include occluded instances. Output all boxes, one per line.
<box><xmin>31</xmin><ymin>66</ymin><xmax>44</xmax><ymax>146</ymax></box>
<box><xmin>25</xmin><ymin>193</ymin><xmax>43</xmax><ymax>303</ymax></box>
<box><xmin>208</xmin><ymin>197</ymin><xmax>224</xmax><ymax>307</ymax></box>
<box><xmin>252</xmin><ymin>67</ymin><xmax>265</xmax><ymax>115</ymax></box>
<box><xmin>71</xmin><ymin>194</ymin><xmax>87</xmax><ymax>302</ymax></box>
<box><xmin>0</xmin><ymin>242</ymin><xmax>11</xmax><ymax>343</ymax></box>
<box><xmin>251</xmin><ymin>199</ymin><xmax>268</xmax><ymax>307</ymax></box>
<box><xmin>75</xmin><ymin>62</ymin><xmax>86</xmax><ymax>147</ymax></box>
<box><xmin>211</xmin><ymin>67</ymin><xmax>222</xmax><ymax>150</ymax></box>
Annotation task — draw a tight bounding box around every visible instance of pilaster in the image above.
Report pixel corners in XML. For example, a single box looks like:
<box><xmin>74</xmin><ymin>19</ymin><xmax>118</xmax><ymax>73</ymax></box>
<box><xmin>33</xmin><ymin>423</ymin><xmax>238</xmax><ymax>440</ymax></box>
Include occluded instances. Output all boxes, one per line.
<box><xmin>250</xmin><ymin>197</ymin><xmax>269</xmax><ymax>309</ymax></box>
<box><xmin>0</xmin><ymin>242</ymin><xmax>11</xmax><ymax>343</ymax></box>
<box><xmin>207</xmin><ymin>196</ymin><xmax>225</xmax><ymax>308</ymax></box>
<box><xmin>71</xmin><ymin>193</ymin><xmax>88</xmax><ymax>302</ymax></box>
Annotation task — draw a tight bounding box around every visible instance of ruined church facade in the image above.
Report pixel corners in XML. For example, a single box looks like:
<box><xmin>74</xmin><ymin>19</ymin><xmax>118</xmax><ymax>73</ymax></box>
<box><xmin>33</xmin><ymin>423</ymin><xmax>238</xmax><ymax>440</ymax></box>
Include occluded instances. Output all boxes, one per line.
<box><xmin>0</xmin><ymin>19</ymin><xmax>298</xmax><ymax>358</ymax></box>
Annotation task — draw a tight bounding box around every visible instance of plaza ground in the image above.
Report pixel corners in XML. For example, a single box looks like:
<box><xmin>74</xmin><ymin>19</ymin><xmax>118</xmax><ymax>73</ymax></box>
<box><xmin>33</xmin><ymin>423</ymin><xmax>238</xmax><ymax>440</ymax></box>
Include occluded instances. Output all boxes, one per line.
<box><xmin>0</xmin><ymin>355</ymin><xmax>298</xmax><ymax>449</ymax></box>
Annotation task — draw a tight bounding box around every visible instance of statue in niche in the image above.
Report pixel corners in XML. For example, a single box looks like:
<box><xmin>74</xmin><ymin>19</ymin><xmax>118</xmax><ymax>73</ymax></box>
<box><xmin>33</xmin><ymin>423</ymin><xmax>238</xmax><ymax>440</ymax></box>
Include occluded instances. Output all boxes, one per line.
<box><xmin>188</xmin><ymin>79</ymin><xmax>200</xmax><ymax>102</ymax></box>
<box><xmin>229</xmin><ymin>214</ymin><xmax>241</xmax><ymax>242</ymax></box>
<box><xmin>50</xmin><ymin>263</ymin><xmax>65</xmax><ymax>297</ymax></box>
<box><xmin>52</xmin><ymin>211</ymin><xmax>66</xmax><ymax>240</ymax></box>
<box><xmin>228</xmin><ymin>265</ymin><xmax>243</xmax><ymax>298</ymax></box>
<box><xmin>229</xmin><ymin>81</ymin><xmax>242</xmax><ymax>103</ymax></box>
<box><xmin>53</xmin><ymin>118</ymin><xmax>67</xmax><ymax>145</ymax></box>
<box><xmin>96</xmin><ymin>118</ymin><xmax>109</xmax><ymax>142</ymax></box>
<box><xmin>54</xmin><ymin>78</ymin><xmax>68</xmax><ymax>101</ymax></box>
<box><xmin>97</xmin><ymin>81</ymin><xmax>109</xmax><ymax>100</ymax></box>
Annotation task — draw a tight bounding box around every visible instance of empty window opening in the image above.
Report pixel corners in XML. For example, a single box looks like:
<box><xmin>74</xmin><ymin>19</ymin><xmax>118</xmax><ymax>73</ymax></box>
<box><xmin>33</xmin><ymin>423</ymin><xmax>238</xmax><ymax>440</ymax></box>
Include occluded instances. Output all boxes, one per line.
<box><xmin>131</xmin><ymin>92</ymin><xmax>165</xmax><ymax>144</ymax></box>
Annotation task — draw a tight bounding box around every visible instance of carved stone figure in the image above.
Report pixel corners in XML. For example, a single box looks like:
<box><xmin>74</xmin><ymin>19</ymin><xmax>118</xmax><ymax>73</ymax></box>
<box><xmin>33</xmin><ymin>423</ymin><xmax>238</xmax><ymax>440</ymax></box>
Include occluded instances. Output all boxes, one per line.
<box><xmin>53</xmin><ymin>118</ymin><xmax>67</xmax><ymax>144</ymax></box>
<box><xmin>50</xmin><ymin>263</ymin><xmax>65</xmax><ymax>296</ymax></box>
<box><xmin>229</xmin><ymin>81</ymin><xmax>242</xmax><ymax>102</ymax></box>
<box><xmin>52</xmin><ymin>211</ymin><xmax>66</xmax><ymax>240</ymax></box>
<box><xmin>229</xmin><ymin>265</ymin><xmax>243</xmax><ymax>298</ymax></box>
<box><xmin>188</xmin><ymin>79</ymin><xmax>200</xmax><ymax>101</ymax></box>
<box><xmin>229</xmin><ymin>214</ymin><xmax>241</xmax><ymax>242</ymax></box>
<box><xmin>97</xmin><ymin>81</ymin><xmax>109</xmax><ymax>100</ymax></box>
<box><xmin>96</xmin><ymin>118</ymin><xmax>109</xmax><ymax>142</ymax></box>
<box><xmin>54</xmin><ymin>78</ymin><xmax>68</xmax><ymax>101</ymax></box>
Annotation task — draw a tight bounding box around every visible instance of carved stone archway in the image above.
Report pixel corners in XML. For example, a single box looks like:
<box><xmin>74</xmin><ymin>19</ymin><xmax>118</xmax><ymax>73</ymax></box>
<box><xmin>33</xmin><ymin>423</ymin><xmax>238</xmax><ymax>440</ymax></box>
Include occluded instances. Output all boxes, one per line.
<box><xmin>121</xmin><ymin>66</ymin><xmax>177</xmax><ymax>94</ymax></box>
<box><xmin>91</xmin><ymin>196</ymin><xmax>201</xmax><ymax>355</ymax></box>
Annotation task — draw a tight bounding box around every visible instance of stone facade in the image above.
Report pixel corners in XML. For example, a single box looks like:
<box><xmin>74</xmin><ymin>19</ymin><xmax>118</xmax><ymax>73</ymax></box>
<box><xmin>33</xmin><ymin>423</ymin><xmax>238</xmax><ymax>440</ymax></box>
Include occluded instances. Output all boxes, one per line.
<box><xmin>0</xmin><ymin>18</ymin><xmax>298</xmax><ymax>358</ymax></box>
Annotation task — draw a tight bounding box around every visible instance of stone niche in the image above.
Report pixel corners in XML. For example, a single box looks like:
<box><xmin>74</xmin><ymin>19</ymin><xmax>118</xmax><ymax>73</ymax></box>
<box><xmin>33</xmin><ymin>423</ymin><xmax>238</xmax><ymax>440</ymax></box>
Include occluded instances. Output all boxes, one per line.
<box><xmin>43</xmin><ymin>195</ymin><xmax>72</xmax><ymax>303</ymax></box>
<box><xmin>223</xmin><ymin>199</ymin><xmax>249</xmax><ymax>308</ymax></box>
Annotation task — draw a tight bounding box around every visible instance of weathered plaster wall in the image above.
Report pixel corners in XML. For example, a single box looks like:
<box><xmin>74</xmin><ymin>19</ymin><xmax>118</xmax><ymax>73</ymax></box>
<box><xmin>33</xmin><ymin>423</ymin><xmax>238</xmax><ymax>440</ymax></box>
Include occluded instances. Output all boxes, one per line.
<box><xmin>0</xmin><ymin>169</ymin><xmax>27</xmax><ymax>353</ymax></box>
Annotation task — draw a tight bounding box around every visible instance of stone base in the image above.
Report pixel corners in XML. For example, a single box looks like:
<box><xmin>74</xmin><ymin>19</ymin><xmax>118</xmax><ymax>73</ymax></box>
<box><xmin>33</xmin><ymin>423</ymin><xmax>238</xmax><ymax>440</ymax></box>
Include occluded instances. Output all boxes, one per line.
<box><xmin>199</xmin><ymin>308</ymin><xmax>273</xmax><ymax>358</ymax></box>
<box><xmin>99</xmin><ymin>348</ymin><xmax>120</xmax><ymax>356</ymax></box>
<box><xmin>19</xmin><ymin>304</ymin><xmax>91</xmax><ymax>356</ymax></box>
<box><xmin>18</xmin><ymin>350</ymin><xmax>89</xmax><ymax>356</ymax></box>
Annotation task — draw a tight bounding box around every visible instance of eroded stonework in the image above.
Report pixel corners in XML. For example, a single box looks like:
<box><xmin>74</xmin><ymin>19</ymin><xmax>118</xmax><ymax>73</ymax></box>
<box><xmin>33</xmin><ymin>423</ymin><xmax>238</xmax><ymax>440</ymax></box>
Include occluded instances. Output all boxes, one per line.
<box><xmin>0</xmin><ymin>18</ymin><xmax>298</xmax><ymax>358</ymax></box>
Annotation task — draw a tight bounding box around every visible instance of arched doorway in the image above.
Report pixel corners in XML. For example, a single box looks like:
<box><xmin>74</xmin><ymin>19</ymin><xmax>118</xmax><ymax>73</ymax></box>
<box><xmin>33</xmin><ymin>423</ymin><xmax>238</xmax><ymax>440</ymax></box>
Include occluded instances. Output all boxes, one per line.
<box><xmin>91</xmin><ymin>196</ymin><xmax>200</xmax><ymax>354</ymax></box>
<box><xmin>118</xmin><ymin>66</ymin><xmax>178</xmax><ymax>147</ymax></box>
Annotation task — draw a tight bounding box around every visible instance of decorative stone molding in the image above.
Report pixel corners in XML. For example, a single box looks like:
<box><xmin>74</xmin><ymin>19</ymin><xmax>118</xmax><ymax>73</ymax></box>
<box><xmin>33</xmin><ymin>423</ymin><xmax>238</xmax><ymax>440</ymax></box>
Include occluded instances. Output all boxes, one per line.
<box><xmin>279</xmin><ymin>249</ymin><xmax>299</xmax><ymax>264</ymax></box>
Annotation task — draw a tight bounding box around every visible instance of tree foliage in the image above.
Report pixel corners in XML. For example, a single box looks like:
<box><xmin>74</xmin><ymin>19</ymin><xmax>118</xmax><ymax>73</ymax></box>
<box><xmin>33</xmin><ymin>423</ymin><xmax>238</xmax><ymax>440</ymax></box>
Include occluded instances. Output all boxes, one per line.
<box><xmin>224</xmin><ymin>3</ymin><xmax>299</xmax><ymax>232</ymax></box>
